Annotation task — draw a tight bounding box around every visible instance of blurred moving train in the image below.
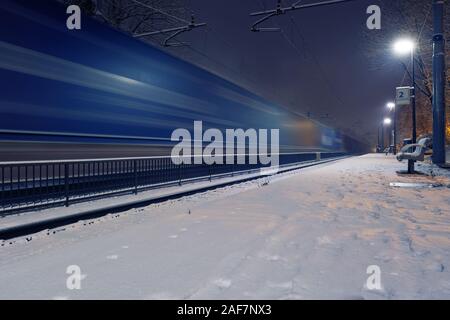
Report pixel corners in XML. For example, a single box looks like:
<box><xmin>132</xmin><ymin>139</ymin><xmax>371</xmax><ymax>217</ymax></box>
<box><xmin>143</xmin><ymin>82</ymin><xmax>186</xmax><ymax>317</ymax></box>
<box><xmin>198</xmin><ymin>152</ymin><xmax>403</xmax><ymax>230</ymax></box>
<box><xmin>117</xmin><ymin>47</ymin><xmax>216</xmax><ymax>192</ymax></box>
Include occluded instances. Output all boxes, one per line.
<box><xmin>0</xmin><ymin>0</ymin><xmax>367</xmax><ymax>162</ymax></box>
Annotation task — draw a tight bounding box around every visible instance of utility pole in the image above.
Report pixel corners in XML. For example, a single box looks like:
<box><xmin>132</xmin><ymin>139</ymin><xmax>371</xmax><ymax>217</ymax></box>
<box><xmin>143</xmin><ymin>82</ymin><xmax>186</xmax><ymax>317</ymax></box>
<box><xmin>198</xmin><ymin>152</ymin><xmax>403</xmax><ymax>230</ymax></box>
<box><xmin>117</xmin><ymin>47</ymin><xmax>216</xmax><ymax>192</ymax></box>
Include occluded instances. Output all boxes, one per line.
<box><xmin>432</xmin><ymin>0</ymin><xmax>446</xmax><ymax>165</ymax></box>
<box><xmin>377</xmin><ymin>126</ymin><xmax>380</xmax><ymax>151</ymax></box>
<box><xmin>409</xmin><ymin>47</ymin><xmax>417</xmax><ymax>173</ymax></box>
<box><xmin>393</xmin><ymin>104</ymin><xmax>397</xmax><ymax>154</ymax></box>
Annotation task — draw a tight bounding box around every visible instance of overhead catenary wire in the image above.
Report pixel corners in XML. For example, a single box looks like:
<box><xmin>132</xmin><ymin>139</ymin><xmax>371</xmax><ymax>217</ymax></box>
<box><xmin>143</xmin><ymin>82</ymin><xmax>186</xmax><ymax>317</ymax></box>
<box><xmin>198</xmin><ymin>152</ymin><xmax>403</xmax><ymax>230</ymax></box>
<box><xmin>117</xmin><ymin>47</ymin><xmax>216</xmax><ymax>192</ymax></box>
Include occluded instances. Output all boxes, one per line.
<box><xmin>124</xmin><ymin>0</ymin><xmax>206</xmax><ymax>46</ymax></box>
<box><xmin>129</xmin><ymin>0</ymin><xmax>190</xmax><ymax>24</ymax></box>
<box><xmin>103</xmin><ymin>0</ymin><xmax>345</xmax><ymax>127</ymax></box>
<box><xmin>255</xmin><ymin>0</ymin><xmax>351</xmax><ymax>121</ymax></box>
<box><xmin>126</xmin><ymin>15</ymin><xmax>255</xmax><ymax>89</ymax></box>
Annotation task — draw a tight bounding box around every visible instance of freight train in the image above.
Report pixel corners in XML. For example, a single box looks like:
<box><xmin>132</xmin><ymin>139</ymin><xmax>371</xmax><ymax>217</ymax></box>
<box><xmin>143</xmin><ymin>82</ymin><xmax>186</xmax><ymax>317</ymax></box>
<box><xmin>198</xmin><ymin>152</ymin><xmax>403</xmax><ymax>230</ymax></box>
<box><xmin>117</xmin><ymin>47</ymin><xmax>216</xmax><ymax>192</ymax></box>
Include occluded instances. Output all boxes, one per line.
<box><xmin>0</xmin><ymin>0</ymin><xmax>366</xmax><ymax>162</ymax></box>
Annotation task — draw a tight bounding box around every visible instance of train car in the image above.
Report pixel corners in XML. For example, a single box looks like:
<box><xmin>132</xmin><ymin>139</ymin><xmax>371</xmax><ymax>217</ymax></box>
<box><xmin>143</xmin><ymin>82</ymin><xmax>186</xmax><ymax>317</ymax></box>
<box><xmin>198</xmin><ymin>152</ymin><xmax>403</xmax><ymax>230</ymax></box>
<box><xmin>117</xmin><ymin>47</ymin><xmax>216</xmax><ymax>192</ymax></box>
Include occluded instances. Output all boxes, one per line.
<box><xmin>0</xmin><ymin>0</ymin><xmax>360</xmax><ymax>161</ymax></box>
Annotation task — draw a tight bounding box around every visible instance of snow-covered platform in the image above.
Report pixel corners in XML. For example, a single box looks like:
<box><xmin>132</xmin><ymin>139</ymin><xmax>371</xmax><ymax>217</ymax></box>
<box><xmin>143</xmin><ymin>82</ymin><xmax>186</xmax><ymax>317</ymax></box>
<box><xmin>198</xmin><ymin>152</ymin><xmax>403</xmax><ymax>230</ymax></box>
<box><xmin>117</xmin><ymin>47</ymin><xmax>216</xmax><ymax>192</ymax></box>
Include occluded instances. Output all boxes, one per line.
<box><xmin>1</xmin><ymin>154</ymin><xmax>449</xmax><ymax>299</ymax></box>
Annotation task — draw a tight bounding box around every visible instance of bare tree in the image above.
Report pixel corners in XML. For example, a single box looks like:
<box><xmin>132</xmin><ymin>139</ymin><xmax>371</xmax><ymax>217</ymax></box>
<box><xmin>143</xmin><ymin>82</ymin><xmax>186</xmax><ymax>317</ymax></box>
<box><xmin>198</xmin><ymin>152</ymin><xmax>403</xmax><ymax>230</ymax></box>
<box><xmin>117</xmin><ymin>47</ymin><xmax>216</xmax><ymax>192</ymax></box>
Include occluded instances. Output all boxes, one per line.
<box><xmin>59</xmin><ymin>0</ymin><xmax>190</xmax><ymax>43</ymax></box>
<box><xmin>364</xmin><ymin>0</ymin><xmax>449</xmax><ymax>144</ymax></box>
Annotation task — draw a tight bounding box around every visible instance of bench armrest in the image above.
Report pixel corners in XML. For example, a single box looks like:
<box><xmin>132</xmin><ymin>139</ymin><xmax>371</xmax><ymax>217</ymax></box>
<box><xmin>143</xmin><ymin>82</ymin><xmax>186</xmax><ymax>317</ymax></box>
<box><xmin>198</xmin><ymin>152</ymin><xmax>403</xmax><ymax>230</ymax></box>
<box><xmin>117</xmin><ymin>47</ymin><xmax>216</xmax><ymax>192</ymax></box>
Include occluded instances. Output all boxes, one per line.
<box><xmin>400</xmin><ymin>143</ymin><xmax>423</xmax><ymax>153</ymax></box>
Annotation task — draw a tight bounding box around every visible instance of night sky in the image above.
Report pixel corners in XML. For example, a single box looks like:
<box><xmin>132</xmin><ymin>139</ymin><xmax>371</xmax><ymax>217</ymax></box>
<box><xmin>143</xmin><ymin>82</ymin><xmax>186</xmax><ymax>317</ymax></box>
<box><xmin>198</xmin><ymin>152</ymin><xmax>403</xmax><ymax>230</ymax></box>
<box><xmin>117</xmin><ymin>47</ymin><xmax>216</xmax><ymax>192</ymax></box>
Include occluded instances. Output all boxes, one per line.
<box><xmin>166</xmin><ymin>0</ymin><xmax>407</xmax><ymax>146</ymax></box>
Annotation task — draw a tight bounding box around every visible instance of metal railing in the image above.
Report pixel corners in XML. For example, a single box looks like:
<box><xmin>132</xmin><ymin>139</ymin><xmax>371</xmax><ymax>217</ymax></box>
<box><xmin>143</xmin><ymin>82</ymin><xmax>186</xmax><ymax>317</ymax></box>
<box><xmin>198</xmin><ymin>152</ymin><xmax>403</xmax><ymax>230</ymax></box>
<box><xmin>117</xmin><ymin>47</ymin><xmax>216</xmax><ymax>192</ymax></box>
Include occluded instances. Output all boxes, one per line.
<box><xmin>0</xmin><ymin>152</ymin><xmax>347</xmax><ymax>215</ymax></box>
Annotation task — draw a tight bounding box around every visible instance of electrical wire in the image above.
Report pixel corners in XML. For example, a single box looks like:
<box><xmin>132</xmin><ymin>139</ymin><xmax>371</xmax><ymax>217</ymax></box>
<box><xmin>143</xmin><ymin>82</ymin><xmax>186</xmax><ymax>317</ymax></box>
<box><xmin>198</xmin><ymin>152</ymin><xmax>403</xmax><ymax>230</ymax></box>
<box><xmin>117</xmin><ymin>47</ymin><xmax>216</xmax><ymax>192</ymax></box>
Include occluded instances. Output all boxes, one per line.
<box><xmin>129</xmin><ymin>0</ymin><xmax>189</xmax><ymax>24</ymax></box>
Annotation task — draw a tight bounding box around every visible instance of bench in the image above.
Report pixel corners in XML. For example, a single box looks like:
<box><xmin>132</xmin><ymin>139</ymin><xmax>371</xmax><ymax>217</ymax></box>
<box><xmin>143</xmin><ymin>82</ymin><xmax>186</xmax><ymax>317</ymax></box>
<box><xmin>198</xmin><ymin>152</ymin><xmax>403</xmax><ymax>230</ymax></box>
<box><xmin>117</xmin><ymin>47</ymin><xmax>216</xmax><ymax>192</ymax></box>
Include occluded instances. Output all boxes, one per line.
<box><xmin>396</xmin><ymin>138</ymin><xmax>431</xmax><ymax>162</ymax></box>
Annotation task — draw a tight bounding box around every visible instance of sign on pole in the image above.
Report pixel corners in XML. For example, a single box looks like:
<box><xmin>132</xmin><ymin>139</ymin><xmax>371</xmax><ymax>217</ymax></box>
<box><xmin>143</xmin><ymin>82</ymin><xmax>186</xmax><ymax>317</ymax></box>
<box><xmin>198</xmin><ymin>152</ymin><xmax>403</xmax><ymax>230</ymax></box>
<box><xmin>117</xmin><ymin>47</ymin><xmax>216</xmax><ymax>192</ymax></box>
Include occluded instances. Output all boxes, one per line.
<box><xmin>396</xmin><ymin>86</ymin><xmax>412</xmax><ymax>105</ymax></box>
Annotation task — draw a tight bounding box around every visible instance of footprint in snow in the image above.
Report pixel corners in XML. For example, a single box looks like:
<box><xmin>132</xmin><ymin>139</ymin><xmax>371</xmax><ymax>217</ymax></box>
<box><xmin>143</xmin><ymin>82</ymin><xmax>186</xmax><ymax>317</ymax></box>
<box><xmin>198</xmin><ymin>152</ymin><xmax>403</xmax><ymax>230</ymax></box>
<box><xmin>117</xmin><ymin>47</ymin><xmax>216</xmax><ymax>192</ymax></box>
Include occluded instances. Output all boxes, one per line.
<box><xmin>425</xmin><ymin>262</ymin><xmax>445</xmax><ymax>272</ymax></box>
<box><xmin>107</xmin><ymin>254</ymin><xmax>119</xmax><ymax>260</ymax></box>
<box><xmin>431</xmin><ymin>208</ymin><xmax>442</xmax><ymax>215</ymax></box>
<box><xmin>169</xmin><ymin>235</ymin><xmax>178</xmax><ymax>239</ymax></box>
<box><xmin>180</xmin><ymin>228</ymin><xmax>188</xmax><ymax>232</ymax></box>
<box><xmin>370</xmin><ymin>211</ymin><xmax>381</xmax><ymax>220</ymax></box>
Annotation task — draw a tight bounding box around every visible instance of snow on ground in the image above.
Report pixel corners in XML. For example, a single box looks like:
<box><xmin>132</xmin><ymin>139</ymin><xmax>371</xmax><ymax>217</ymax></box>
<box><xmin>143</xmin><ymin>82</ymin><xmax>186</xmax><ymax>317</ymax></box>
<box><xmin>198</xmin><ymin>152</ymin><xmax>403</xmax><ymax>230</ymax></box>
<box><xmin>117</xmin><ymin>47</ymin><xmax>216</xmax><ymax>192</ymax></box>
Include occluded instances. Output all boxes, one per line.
<box><xmin>0</xmin><ymin>154</ymin><xmax>450</xmax><ymax>299</ymax></box>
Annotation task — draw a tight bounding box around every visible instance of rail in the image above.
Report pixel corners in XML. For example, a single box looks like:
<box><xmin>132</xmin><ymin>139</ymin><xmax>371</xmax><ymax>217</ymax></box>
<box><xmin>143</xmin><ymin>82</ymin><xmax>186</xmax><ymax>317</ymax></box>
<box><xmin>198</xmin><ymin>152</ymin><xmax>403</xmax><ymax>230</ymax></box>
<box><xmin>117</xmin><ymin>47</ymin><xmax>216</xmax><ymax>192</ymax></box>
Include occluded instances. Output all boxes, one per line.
<box><xmin>0</xmin><ymin>152</ymin><xmax>347</xmax><ymax>215</ymax></box>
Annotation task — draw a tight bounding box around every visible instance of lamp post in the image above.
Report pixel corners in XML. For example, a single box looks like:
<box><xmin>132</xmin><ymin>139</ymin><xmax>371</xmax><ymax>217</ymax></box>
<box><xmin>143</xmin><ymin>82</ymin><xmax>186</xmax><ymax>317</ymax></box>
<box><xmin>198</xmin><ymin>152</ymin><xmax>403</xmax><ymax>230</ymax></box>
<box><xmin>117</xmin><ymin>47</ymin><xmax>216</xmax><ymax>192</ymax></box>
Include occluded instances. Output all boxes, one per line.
<box><xmin>387</xmin><ymin>102</ymin><xmax>396</xmax><ymax>154</ymax></box>
<box><xmin>379</xmin><ymin>118</ymin><xmax>392</xmax><ymax>153</ymax></box>
<box><xmin>394</xmin><ymin>39</ymin><xmax>416</xmax><ymax>173</ymax></box>
<box><xmin>379</xmin><ymin>123</ymin><xmax>384</xmax><ymax>151</ymax></box>
<box><xmin>377</xmin><ymin>126</ymin><xmax>381</xmax><ymax>153</ymax></box>
<box><xmin>432</xmin><ymin>0</ymin><xmax>446</xmax><ymax>165</ymax></box>
<box><xmin>384</xmin><ymin>118</ymin><xmax>392</xmax><ymax>152</ymax></box>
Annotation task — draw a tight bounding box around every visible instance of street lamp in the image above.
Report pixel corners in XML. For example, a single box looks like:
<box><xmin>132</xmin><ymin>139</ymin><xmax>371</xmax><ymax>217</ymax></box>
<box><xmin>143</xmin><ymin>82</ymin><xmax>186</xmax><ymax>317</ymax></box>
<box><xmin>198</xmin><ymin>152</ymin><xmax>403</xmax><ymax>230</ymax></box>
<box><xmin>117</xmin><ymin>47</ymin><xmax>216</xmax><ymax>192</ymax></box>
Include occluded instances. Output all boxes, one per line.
<box><xmin>393</xmin><ymin>38</ymin><xmax>416</xmax><ymax>173</ymax></box>
<box><xmin>379</xmin><ymin>117</ymin><xmax>392</xmax><ymax>153</ymax></box>
<box><xmin>393</xmin><ymin>39</ymin><xmax>415</xmax><ymax>56</ymax></box>
<box><xmin>387</xmin><ymin>102</ymin><xmax>395</xmax><ymax>110</ymax></box>
<box><xmin>383</xmin><ymin>118</ymin><xmax>392</xmax><ymax>153</ymax></box>
<box><xmin>387</xmin><ymin>102</ymin><xmax>396</xmax><ymax>154</ymax></box>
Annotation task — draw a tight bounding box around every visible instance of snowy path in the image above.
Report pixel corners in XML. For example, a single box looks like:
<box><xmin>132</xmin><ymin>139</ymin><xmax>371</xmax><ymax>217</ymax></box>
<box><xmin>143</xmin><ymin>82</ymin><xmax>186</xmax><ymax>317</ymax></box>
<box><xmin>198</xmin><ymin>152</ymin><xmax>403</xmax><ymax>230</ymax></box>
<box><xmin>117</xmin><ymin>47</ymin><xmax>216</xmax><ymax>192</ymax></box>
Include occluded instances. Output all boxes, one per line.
<box><xmin>1</xmin><ymin>154</ymin><xmax>450</xmax><ymax>299</ymax></box>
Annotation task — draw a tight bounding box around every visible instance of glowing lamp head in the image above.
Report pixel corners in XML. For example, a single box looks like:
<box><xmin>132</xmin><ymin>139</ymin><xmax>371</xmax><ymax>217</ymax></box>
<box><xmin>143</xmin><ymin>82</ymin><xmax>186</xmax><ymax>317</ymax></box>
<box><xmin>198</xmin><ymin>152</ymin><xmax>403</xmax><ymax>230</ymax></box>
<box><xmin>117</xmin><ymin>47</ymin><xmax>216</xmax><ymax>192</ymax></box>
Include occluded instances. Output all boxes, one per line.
<box><xmin>384</xmin><ymin>118</ymin><xmax>392</xmax><ymax>125</ymax></box>
<box><xmin>393</xmin><ymin>39</ymin><xmax>415</xmax><ymax>56</ymax></box>
<box><xmin>387</xmin><ymin>102</ymin><xmax>395</xmax><ymax>110</ymax></box>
